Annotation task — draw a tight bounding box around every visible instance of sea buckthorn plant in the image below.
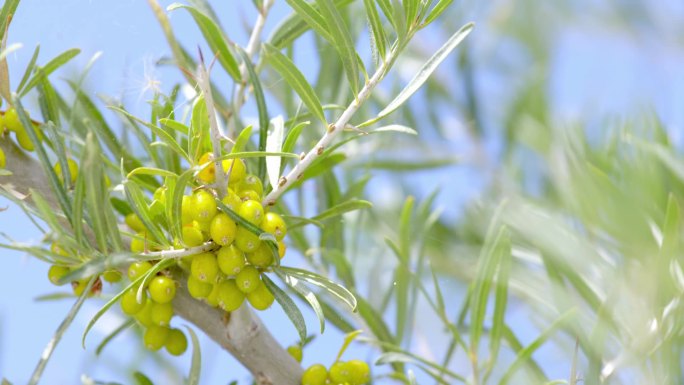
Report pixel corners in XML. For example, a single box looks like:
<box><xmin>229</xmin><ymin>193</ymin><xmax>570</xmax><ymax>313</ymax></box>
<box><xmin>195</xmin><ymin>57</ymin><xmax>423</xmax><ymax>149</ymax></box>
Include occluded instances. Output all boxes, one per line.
<box><xmin>0</xmin><ymin>1</ymin><xmax>474</xmax><ymax>384</ymax></box>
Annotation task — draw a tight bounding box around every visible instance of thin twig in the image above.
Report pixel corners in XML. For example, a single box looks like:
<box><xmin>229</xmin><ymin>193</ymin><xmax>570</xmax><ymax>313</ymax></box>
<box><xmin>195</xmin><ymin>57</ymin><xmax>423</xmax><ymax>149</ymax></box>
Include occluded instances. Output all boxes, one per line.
<box><xmin>262</xmin><ymin>48</ymin><xmax>397</xmax><ymax>206</ymax></box>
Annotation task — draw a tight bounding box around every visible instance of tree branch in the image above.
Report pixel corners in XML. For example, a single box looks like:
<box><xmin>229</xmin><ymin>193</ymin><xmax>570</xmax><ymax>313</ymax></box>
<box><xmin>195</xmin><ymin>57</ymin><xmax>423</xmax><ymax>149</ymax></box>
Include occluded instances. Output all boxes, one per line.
<box><xmin>0</xmin><ymin>138</ymin><xmax>303</xmax><ymax>385</ymax></box>
<box><xmin>262</xmin><ymin>49</ymin><xmax>396</xmax><ymax>206</ymax></box>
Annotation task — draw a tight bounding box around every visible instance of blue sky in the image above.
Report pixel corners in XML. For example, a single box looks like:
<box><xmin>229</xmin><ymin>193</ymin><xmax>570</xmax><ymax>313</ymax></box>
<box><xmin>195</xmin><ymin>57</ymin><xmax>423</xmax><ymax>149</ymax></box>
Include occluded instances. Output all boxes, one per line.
<box><xmin>1</xmin><ymin>1</ymin><xmax>682</xmax><ymax>384</ymax></box>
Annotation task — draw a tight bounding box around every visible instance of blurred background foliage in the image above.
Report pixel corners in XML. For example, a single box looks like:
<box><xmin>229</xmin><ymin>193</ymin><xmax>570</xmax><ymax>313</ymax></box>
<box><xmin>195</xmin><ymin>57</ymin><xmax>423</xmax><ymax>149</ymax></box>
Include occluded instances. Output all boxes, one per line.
<box><xmin>1</xmin><ymin>0</ymin><xmax>683</xmax><ymax>384</ymax></box>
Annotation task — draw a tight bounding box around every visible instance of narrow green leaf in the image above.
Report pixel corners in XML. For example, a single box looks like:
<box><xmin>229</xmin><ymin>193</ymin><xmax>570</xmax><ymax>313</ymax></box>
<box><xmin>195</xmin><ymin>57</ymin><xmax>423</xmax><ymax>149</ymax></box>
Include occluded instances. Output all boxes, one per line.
<box><xmin>263</xmin><ymin>274</ymin><xmax>307</xmax><ymax>342</ymax></box>
<box><xmin>127</xmin><ymin>167</ymin><xmax>178</xmax><ymax>179</ymax></box>
<box><xmin>265</xmin><ymin>116</ymin><xmax>285</xmax><ymax>190</ymax></box>
<box><xmin>335</xmin><ymin>330</ymin><xmax>363</xmax><ymax>362</ymax></box>
<box><xmin>375</xmin><ymin>351</ymin><xmax>466</xmax><ymax>383</ymax></box>
<box><xmin>95</xmin><ymin>319</ymin><xmax>135</xmax><ymax>356</ymax></box>
<box><xmin>423</xmin><ymin>0</ymin><xmax>454</xmax><ymax>26</ymax></box>
<box><xmin>159</xmin><ymin>118</ymin><xmax>189</xmax><ymax>135</ymax></box>
<box><xmin>403</xmin><ymin>0</ymin><xmax>420</xmax><ymax>28</ymax></box>
<box><xmin>133</xmin><ymin>372</ymin><xmax>154</xmax><ymax>385</ymax></box>
<box><xmin>360</xmin><ymin>157</ymin><xmax>456</xmax><ymax>171</ymax></box>
<box><xmin>185</xmin><ymin>326</ymin><xmax>202</xmax><ymax>385</ymax></box>
<box><xmin>83</xmin><ymin>133</ymin><xmax>110</xmax><ymax>253</ymax></box>
<box><xmin>284</xmin><ymin>0</ymin><xmax>333</xmax><ymax>42</ymax></box>
<box><xmin>362</xmin><ymin>22</ymin><xmax>474</xmax><ymax>126</ymax></box>
<box><xmin>278</xmin><ymin>266</ymin><xmax>357</xmax><ymax>311</ymax></box>
<box><xmin>277</xmin><ymin>269</ymin><xmax>326</xmax><ymax>333</ymax></box>
<box><xmin>28</xmin><ymin>277</ymin><xmax>95</xmax><ymax>385</ymax></box>
<box><xmin>269</xmin><ymin>0</ymin><xmax>354</xmax><ymax>48</ymax></box>
<box><xmin>263</xmin><ymin>43</ymin><xmax>327</xmax><ymax>126</ymax></box>
<box><xmin>316</xmin><ymin>0</ymin><xmax>360</xmax><ymax>95</ymax></box>
<box><xmin>20</xmin><ymin>48</ymin><xmax>80</xmax><ymax>96</ymax></box>
<box><xmin>167</xmin><ymin>4</ymin><xmax>241</xmax><ymax>80</ymax></box>
<box><xmin>282</xmin><ymin>121</ymin><xmax>309</xmax><ymax>154</ymax></box>
<box><xmin>17</xmin><ymin>45</ymin><xmax>40</xmax><ymax>92</ymax></box>
<box><xmin>498</xmin><ymin>309</ymin><xmax>577</xmax><ymax>385</ymax></box>
<box><xmin>363</xmin><ymin>0</ymin><xmax>387</xmax><ymax>63</ymax></box>
<box><xmin>123</xmin><ymin>178</ymin><xmax>168</xmax><ymax>246</ymax></box>
<box><xmin>313</xmin><ymin>199</ymin><xmax>372</xmax><ymax>223</ymax></box>
<box><xmin>0</xmin><ymin>0</ymin><xmax>20</xmax><ymax>42</ymax></box>
<box><xmin>485</xmin><ymin>234</ymin><xmax>512</xmax><ymax>382</ymax></box>
<box><xmin>232</xmin><ymin>125</ymin><xmax>253</xmax><ymax>153</ymax></box>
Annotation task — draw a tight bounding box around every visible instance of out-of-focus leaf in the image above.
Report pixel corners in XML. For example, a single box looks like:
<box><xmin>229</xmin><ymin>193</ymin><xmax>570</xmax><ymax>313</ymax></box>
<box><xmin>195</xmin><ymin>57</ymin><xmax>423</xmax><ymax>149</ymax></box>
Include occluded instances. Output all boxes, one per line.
<box><xmin>232</xmin><ymin>125</ymin><xmax>253</xmax><ymax>153</ymax></box>
<box><xmin>20</xmin><ymin>48</ymin><xmax>80</xmax><ymax>96</ymax></box>
<box><xmin>265</xmin><ymin>116</ymin><xmax>285</xmax><ymax>191</ymax></box>
<box><xmin>263</xmin><ymin>274</ymin><xmax>307</xmax><ymax>342</ymax></box>
<box><xmin>186</xmin><ymin>326</ymin><xmax>201</xmax><ymax>385</ymax></box>
<box><xmin>316</xmin><ymin>0</ymin><xmax>360</xmax><ymax>95</ymax></box>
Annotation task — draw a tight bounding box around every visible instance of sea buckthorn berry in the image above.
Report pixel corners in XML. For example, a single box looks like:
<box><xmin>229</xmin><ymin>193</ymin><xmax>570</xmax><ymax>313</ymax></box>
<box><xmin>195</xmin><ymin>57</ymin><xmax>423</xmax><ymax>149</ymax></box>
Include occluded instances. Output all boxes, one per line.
<box><xmin>148</xmin><ymin>199</ymin><xmax>165</xmax><ymax>219</ymax></box>
<box><xmin>235</xmin><ymin>265</ymin><xmax>261</xmax><ymax>294</ymax></box>
<box><xmin>246</xmin><ymin>281</ymin><xmax>274</xmax><ymax>310</ymax></box>
<box><xmin>261</xmin><ymin>212</ymin><xmax>287</xmax><ymax>241</ymax></box>
<box><xmin>130</xmin><ymin>232</ymin><xmax>148</xmax><ymax>253</ymax></box>
<box><xmin>210</xmin><ymin>213</ymin><xmax>237</xmax><ymax>246</ymax></box>
<box><xmin>221</xmin><ymin>189</ymin><xmax>242</xmax><ymax>211</ymax></box>
<box><xmin>287</xmin><ymin>345</ymin><xmax>303</xmax><ymax>363</ymax></box>
<box><xmin>0</xmin><ymin>147</ymin><xmax>6</xmax><ymax>169</ymax></box>
<box><xmin>150</xmin><ymin>301</ymin><xmax>174</xmax><ymax>326</ymax></box>
<box><xmin>217</xmin><ymin>245</ymin><xmax>246</xmax><ymax>276</ymax></box>
<box><xmin>50</xmin><ymin>242</ymin><xmax>68</xmax><ymax>257</ymax></box>
<box><xmin>191</xmin><ymin>252</ymin><xmax>219</xmax><ymax>283</ymax></box>
<box><xmin>246</xmin><ymin>244</ymin><xmax>274</xmax><ymax>268</ymax></box>
<box><xmin>53</xmin><ymin>158</ymin><xmax>78</xmax><ymax>185</ymax></box>
<box><xmin>128</xmin><ymin>261</ymin><xmax>152</xmax><ymax>281</ymax></box>
<box><xmin>153</xmin><ymin>186</ymin><xmax>167</xmax><ymax>203</ymax></box>
<box><xmin>205</xmin><ymin>282</ymin><xmax>220</xmax><ymax>307</ymax></box>
<box><xmin>197</xmin><ymin>152</ymin><xmax>216</xmax><ymax>183</ymax></box>
<box><xmin>149</xmin><ymin>276</ymin><xmax>176</xmax><ymax>304</ymax></box>
<box><xmin>278</xmin><ymin>240</ymin><xmax>287</xmax><ymax>259</ymax></box>
<box><xmin>238</xmin><ymin>174</ymin><xmax>263</xmax><ymax>197</ymax></box>
<box><xmin>181</xmin><ymin>195</ymin><xmax>194</xmax><ymax>224</ymax></box>
<box><xmin>217</xmin><ymin>279</ymin><xmax>245</xmax><ymax>312</ymax></box>
<box><xmin>329</xmin><ymin>361</ymin><xmax>351</xmax><ymax>384</ymax></box>
<box><xmin>144</xmin><ymin>325</ymin><xmax>170</xmax><ymax>351</ymax></box>
<box><xmin>187</xmin><ymin>275</ymin><xmax>213</xmax><ymax>299</ymax></box>
<box><xmin>182</xmin><ymin>223</ymin><xmax>204</xmax><ymax>247</ymax></box>
<box><xmin>72</xmin><ymin>278</ymin><xmax>90</xmax><ymax>297</ymax></box>
<box><xmin>48</xmin><ymin>265</ymin><xmax>70</xmax><ymax>285</ymax></box>
<box><xmin>120</xmin><ymin>288</ymin><xmax>146</xmax><ymax>315</ymax></box>
<box><xmin>192</xmin><ymin>189</ymin><xmax>217</xmax><ymax>222</ymax></box>
<box><xmin>346</xmin><ymin>360</ymin><xmax>371</xmax><ymax>384</ymax></box>
<box><xmin>125</xmin><ymin>213</ymin><xmax>145</xmax><ymax>232</ymax></box>
<box><xmin>239</xmin><ymin>189</ymin><xmax>261</xmax><ymax>202</ymax></box>
<box><xmin>135</xmin><ymin>299</ymin><xmax>155</xmax><ymax>327</ymax></box>
<box><xmin>194</xmin><ymin>218</ymin><xmax>211</xmax><ymax>233</ymax></box>
<box><xmin>102</xmin><ymin>270</ymin><xmax>122</xmax><ymax>283</ymax></box>
<box><xmin>222</xmin><ymin>158</ymin><xmax>246</xmax><ymax>183</ymax></box>
<box><xmin>302</xmin><ymin>364</ymin><xmax>328</xmax><ymax>385</ymax></box>
<box><xmin>239</xmin><ymin>200</ymin><xmax>264</xmax><ymax>225</ymax></box>
<box><xmin>234</xmin><ymin>226</ymin><xmax>261</xmax><ymax>253</ymax></box>
<box><xmin>165</xmin><ymin>328</ymin><xmax>188</xmax><ymax>356</ymax></box>
<box><xmin>3</xmin><ymin>108</ymin><xmax>22</xmax><ymax>132</ymax></box>
<box><xmin>16</xmin><ymin>130</ymin><xmax>34</xmax><ymax>151</ymax></box>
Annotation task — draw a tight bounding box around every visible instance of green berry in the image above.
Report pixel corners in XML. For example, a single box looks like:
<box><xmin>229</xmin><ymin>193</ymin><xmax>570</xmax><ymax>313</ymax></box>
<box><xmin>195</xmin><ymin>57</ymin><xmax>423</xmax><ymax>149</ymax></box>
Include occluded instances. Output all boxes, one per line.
<box><xmin>235</xmin><ymin>265</ymin><xmax>261</xmax><ymax>294</ymax></box>
<box><xmin>50</xmin><ymin>242</ymin><xmax>68</xmax><ymax>257</ymax></box>
<box><xmin>0</xmin><ymin>147</ymin><xmax>4</xmax><ymax>169</ymax></box>
<box><xmin>165</xmin><ymin>328</ymin><xmax>188</xmax><ymax>356</ymax></box>
<box><xmin>287</xmin><ymin>345</ymin><xmax>303</xmax><ymax>362</ymax></box>
<box><xmin>130</xmin><ymin>232</ymin><xmax>148</xmax><ymax>253</ymax></box>
<box><xmin>53</xmin><ymin>158</ymin><xmax>79</xmax><ymax>185</ymax></box>
<box><xmin>102</xmin><ymin>270</ymin><xmax>122</xmax><ymax>283</ymax></box>
<box><xmin>16</xmin><ymin>129</ymin><xmax>34</xmax><ymax>151</ymax></box>
<box><xmin>144</xmin><ymin>325</ymin><xmax>170</xmax><ymax>351</ymax></box>
<box><xmin>128</xmin><ymin>261</ymin><xmax>152</xmax><ymax>281</ymax></box>
<box><xmin>72</xmin><ymin>278</ymin><xmax>90</xmax><ymax>297</ymax></box>
<box><xmin>238</xmin><ymin>174</ymin><xmax>263</xmax><ymax>197</ymax></box>
<box><xmin>234</xmin><ymin>226</ymin><xmax>261</xmax><ymax>253</ymax></box>
<box><xmin>221</xmin><ymin>189</ymin><xmax>242</xmax><ymax>211</ymax></box>
<box><xmin>48</xmin><ymin>265</ymin><xmax>70</xmax><ymax>286</ymax></box>
<box><xmin>150</xmin><ymin>301</ymin><xmax>174</xmax><ymax>326</ymax></box>
<box><xmin>346</xmin><ymin>360</ymin><xmax>371</xmax><ymax>384</ymax></box>
<box><xmin>261</xmin><ymin>212</ymin><xmax>287</xmax><ymax>241</ymax></box>
<box><xmin>197</xmin><ymin>152</ymin><xmax>216</xmax><ymax>183</ymax></box>
<box><xmin>329</xmin><ymin>361</ymin><xmax>351</xmax><ymax>385</ymax></box>
<box><xmin>191</xmin><ymin>252</ymin><xmax>219</xmax><ymax>283</ymax></box>
<box><xmin>181</xmin><ymin>195</ymin><xmax>194</xmax><ymax>224</ymax></box>
<box><xmin>217</xmin><ymin>245</ymin><xmax>246</xmax><ymax>276</ymax></box>
<box><xmin>135</xmin><ymin>299</ymin><xmax>155</xmax><ymax>327</ymax></box>
<box><xmin>223</xmin><ymin>158</ymin><xmax>246</xmax><ymax>183</ymax></box>
<box><xmin>246</xmin><ymin>244</ymin><xmax>274</xmax><ymax>268</ymax></box>
<box><xmin>125</xmin><ymin>213</ymin><xmax>145</xmax><ymax>232</ymax></box>
<box><xmin>192</xmin><ymin>189</ymin><xmax>217</xmax><ymax>222</ymax></box>
<box><xmin>238</xmin><ymin>199</ymin><xmax>264</xmax><ymax>225</ymax></box>
<box><xmin>149</xmin><ymin>276</ymin><xmax>176</xmax><ymax>304</ymax></box>
<box><xmin>210</xmin><ymin>213</ymin><xmax>237</xmax><ymax>246</ymax></box>
<box><xmin>120</xmin><ymin>288</ymin><xmax>146</xmax><ymax>315</ymax></box>
<box><xmin>205</xmin><ymin>282</ymin><xmax>221</xmax><ymax>307</ymax></box>
<box><xmin>187</xmin><ymin>275</ymin><xmax>213</xmax><ymax>299</ymax></box>
<box><xmin>302</xmin><ymin>364</ymin><xmax>328</xmax><ymax>385</ymax></box>
<box><xmin>246</xmin><ymin>281</ymin><xmax>274</xmax><ymax>310</ymax></box>
<box><xmin>238</xmin><ymin>189</ymin><xmax>261</xmax><ymax>202</ymax></box>
<box><xmin>182</xmin><ymin>223</ymin><xmax>205</xmax><ymax>247</ymax></box>
<box><xmin>278</xmin><ymin>240</ymin><xmax>287</xmax><ymax>259</ymax></box>
<box><xmin>217</xmin><ymin>279</ymin><xmax>245</xmax><ymax>312</ymax></box>
<box><xmin>3</xmin><ymin>108</ymin><xmax>22</xmax><ymax>132</ymax></box>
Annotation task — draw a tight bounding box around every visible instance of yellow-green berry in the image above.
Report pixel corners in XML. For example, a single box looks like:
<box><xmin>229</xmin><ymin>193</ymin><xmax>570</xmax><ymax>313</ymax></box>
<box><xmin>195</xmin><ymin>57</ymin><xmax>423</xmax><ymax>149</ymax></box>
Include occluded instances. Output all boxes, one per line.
<box><xmin>187</xmin><ymin>275</ymin><xmax>213</xmax><ymax>299</ymax></box>
<box><xmin>261</xmin><ymin>212</ymin><xmax>287</xmax><ymax>241</ymax></box>
<box><xmin>235</xmin><ymin>265</ymin><xmax>261</xmax><ymax>294</ymax></box>
<box><xmin>217</xmin><ymin>245</ymin><xmax>246</xmax><ymax>276</ymax></box>
<box><xmin>234</xmin><ymin>226</ymin><xmax>261</xmax><ymax>253</ymax></box>
<box><xmin>191</xmin><ymin>252</ymin><xmax>219</xmax><ymax>283</ymax></box>
<box><xmin>302</xmin><ymin>364</ymin><xmax>328</xmax><ymax>385</ymax></box>
<box><xmin>346</xmin><ymin>360</ymin><xmax>371</xmax><ymax>384</ymax></box>
<box><xmin>287</xmin><ymin>345</ymin><xmax>303</xmax><ymax>362</ymax></box>
<box><xmin>238</xmin><ymin>174</ymin><xmax>263</xmax><ymax>197</ymax></box>
<box><xmin>53</xmin><ymin>158</ymin><xmax>79</xmax><ymax>185</ymax></box>
<box><xmin>238</xmin><ymin>200</ymin><xmax>264</xmax><ymax>225</ymax></box>
<box><xmin>181</xmin><ymin>195</ymin><xmax>194</xmax><ymax>224</ymax></box>
<box><xmin>205</xmin><ymin>282</ymin><xmax>221</xmax><ymax>307</ymax></box>
<box><xmin>144</xmin><ymin>325</ymin><xmax>170</xmax><ymax>351</ymax></box>
<box><xmin>222</xmin><ymin>158</ymin><xmax>246</xmax><ymax>183</ymax></box>
<box><xmin>149</xmin><ymin>276</ymin><xmax>176</xmax><ymax>304</ymax></box>
<box><xmin>246</xmin><ymin>282</ymin><xmax>274</xmax><ymax>310</ymax></box>
<box><xmin>125</xmin><ymin>213</ymin><xmax>145</xmax><ymax>232</ymax></box>
<box><xmin>182</xmin><ymin>223</ymin><xmax>205</xmax><ymax>247</ymax></box>
<box><xmin>102</xmin><ymin>270</ymin><xmax>122</xmax><ymax>283</ymax></box>
<box><xmin>192</xmin><ymin>189</ymin><xmax>217</xmax><ymax>222</ymax></box>
<box><xmin>135</xmin><ymin>299</ymin><xmax>155</xmax><ymax>327</ymax></box>
<box><xmin>48</xmin><ymin>265</ymin><xmax>70</xmax><ymax>286</ymax></box>
<box><xmin>128</xmin><ymin>261</ymin><xmax>152</xmax><ymax>281</ymax></box>
<box><xmin>246</xmin><ymin>244</ymin><xmax>274</xmax><ymax>268</ymax></box>
<box><xmin>0</xmin><ymin>147</ymin><xmax>5</xmax><ymax>169</ymax></box>
<box><xmin>217</xmin><ymin>279</ymin><xmax>245</xmax><ymax>312</ymax></box>
<box><xmin>165</xmin><ymin>328</ymin><xmax>188</xmax><ymax>356</ymax></box>
<box><xmin>197</xmin><ymin>152</ymin><xmax>215</xmax><ymax>183</ymax></box>
<box><xmin>221</xmin><ymin>189</ymin><xmax>242</xmax><ymax>211</ymax></box>
<box><xmin>210</xmin><ymin>213</ymin><xmax>237</xmax><ymax>246</ymax></box>
<box><xmin>329</xmin><ymin>361</ymin><xmax>351</xmax><ymax>385</ymax></box>
<box><xmin>238</xmin><ymin>189</ymin><xmax>261</xmax><ymax>202</ymax></box>
<box><xmin>120</xmin><ymin>288</ymin><xmax>146</xmax><ymax>315</ymax></box>
<box><xmin>150</xmin><ymin>301</ymin><xmax>174</xmax><ymax>326</ymax></box>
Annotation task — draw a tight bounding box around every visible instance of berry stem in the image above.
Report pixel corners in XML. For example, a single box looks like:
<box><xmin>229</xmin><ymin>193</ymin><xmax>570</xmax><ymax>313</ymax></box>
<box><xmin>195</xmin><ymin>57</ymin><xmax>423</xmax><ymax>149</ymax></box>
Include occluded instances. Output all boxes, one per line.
<box><xmin>262</xmin><ymin>46</ymin><xmax>398</xmax><ymax>206</ymax></box>
<box><xmin>136</xmin><ymin>241</ymin><xmax>219</xmax><ymax>261</ymax></box>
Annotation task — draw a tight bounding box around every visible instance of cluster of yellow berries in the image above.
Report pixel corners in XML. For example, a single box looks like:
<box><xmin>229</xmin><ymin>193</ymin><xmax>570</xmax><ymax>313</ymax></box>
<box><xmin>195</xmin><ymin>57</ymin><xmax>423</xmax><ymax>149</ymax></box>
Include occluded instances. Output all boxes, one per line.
<box><xmin>1</xmin><ymin>107</ymin><xmax>43</xmax><ymax>169</ymax></box>
<box><xmin>302</xmin><ymin>360</ymin><xmax>371</xmax><ymax>385</ymax></box>
<box><xmin>47</xmin><ymin>242</ymin><xmax>122</xmax><ymax>297</ymax></box>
